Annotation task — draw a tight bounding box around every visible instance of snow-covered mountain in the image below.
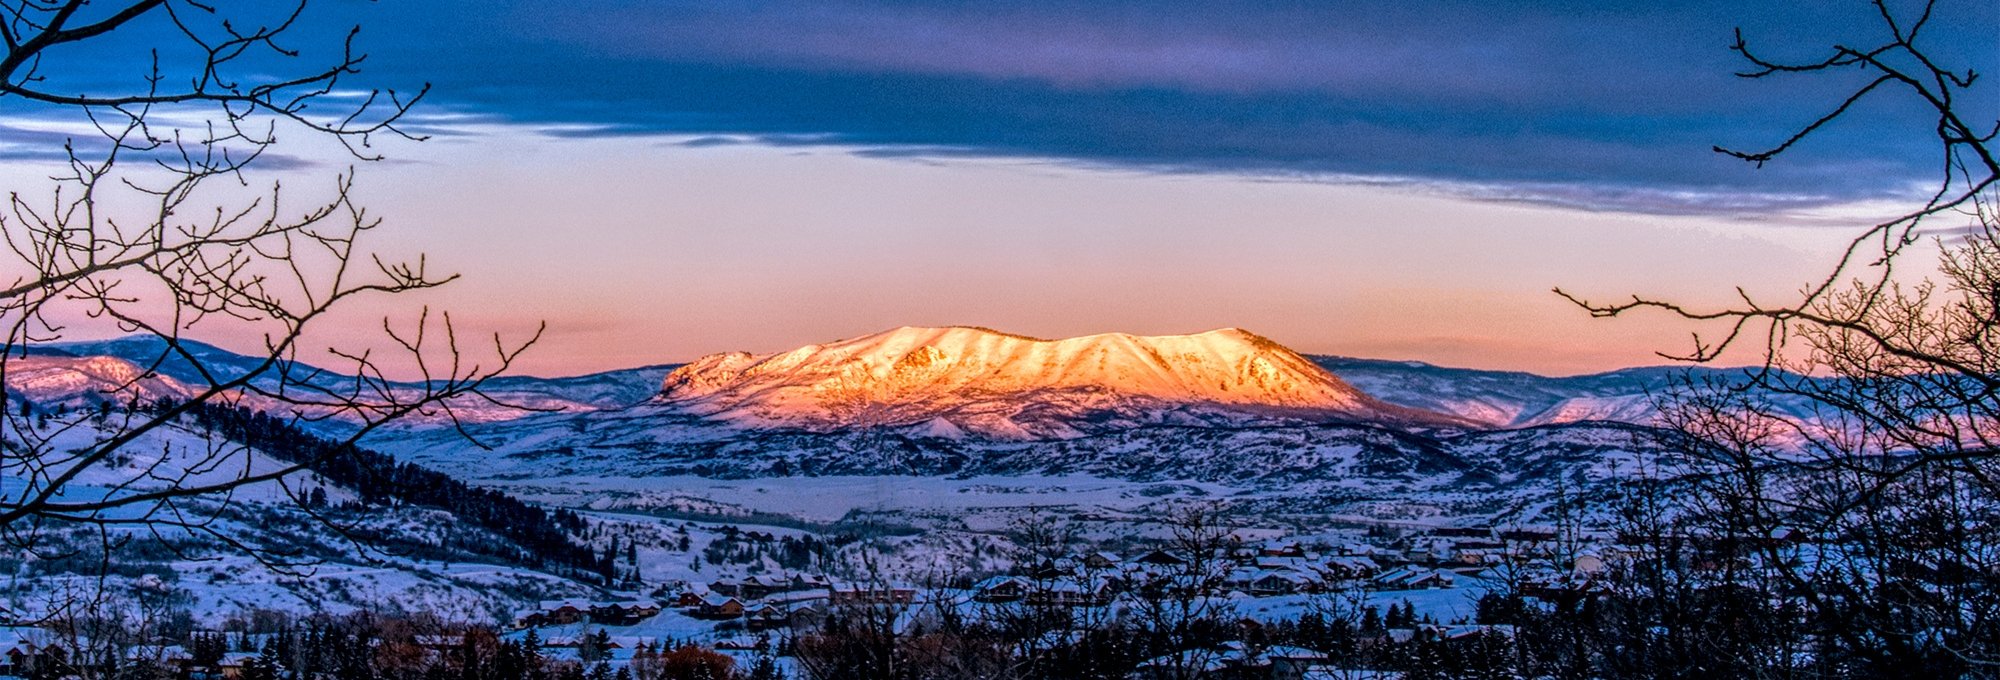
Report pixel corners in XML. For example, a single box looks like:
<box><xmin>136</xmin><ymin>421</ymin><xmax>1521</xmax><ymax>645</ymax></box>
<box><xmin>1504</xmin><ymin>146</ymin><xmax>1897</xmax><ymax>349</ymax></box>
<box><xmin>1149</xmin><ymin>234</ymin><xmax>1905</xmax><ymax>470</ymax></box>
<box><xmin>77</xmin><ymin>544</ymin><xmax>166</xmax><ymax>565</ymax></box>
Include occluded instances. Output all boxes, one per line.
<box><xmin>655</xmin><ymin>326</ymin><xmax>1468</xmax><ymax>439</ymax></box>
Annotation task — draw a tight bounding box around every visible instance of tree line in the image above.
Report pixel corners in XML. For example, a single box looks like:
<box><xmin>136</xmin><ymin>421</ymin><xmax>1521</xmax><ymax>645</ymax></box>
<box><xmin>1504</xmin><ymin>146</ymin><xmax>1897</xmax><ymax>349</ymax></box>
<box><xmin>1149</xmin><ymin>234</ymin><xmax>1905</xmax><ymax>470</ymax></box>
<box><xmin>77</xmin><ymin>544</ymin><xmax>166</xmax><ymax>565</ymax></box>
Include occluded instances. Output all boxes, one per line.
<box><xmin>176</xmin><ymin>400</ymin><xmax>602</xmax><ymax>580</ymax></box>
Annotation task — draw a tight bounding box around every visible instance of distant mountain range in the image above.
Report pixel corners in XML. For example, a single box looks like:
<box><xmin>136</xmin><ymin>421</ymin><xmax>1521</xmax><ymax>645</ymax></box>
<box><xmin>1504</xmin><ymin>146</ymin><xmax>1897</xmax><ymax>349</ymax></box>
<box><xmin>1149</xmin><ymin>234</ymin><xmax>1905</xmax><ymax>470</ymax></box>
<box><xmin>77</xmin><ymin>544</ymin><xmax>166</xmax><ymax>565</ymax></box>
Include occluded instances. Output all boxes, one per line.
<box><xmin>19</xmin><ymin>336</ymin><xmax>676</xmax><ymax>424</ymax></box>
<box><xmin>19</xmin><ymin>329</ymin><xmax>1765</xmax><ymax>433</ymax></box>
<box><xmin>7</xmin><ymin>328</ymin><xmax>1783</xmax><ymax>523</ymax></box>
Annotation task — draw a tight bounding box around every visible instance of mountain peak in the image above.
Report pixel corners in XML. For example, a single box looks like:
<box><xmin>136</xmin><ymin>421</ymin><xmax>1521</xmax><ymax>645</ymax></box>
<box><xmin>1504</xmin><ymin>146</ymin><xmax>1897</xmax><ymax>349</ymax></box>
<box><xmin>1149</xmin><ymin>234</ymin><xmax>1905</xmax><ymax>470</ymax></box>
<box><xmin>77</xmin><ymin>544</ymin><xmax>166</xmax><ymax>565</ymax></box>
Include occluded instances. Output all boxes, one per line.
<box><xmin>657</xmin><ymin>326</ymin><xmax>1461</xmax><ymax>439</ymax></box>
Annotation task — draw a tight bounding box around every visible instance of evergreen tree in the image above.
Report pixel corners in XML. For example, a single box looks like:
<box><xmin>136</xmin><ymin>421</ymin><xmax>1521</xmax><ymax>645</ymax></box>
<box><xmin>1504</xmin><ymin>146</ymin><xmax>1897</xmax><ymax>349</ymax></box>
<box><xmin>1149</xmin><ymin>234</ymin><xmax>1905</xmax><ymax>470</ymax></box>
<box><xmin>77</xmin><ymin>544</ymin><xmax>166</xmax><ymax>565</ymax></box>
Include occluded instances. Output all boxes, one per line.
<box><xmin>191</xmin><ymin>632</ymin><xmax>227</xmax><ymax>670</ymax></box>
<box><xmin>746</xmin><ymin>651</ymin><xmax>785</xmax><ymax>680</ymax></box>
<box><xmin>240</xmin><ymin>649</ymin><xmax>280</xmax><ymax>680</ymax></box>
<box><xmin>579</xmin><ymin>629</ymin><xmax>613</xmax><ymax>663</ymax></box>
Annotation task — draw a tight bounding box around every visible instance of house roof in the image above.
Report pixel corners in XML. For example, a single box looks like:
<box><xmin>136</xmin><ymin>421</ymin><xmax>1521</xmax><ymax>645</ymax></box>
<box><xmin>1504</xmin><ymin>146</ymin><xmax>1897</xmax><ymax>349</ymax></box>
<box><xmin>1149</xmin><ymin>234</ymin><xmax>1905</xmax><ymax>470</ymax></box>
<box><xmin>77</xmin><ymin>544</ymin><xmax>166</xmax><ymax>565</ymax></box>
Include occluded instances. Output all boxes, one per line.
<box><xmin>972</xmin><ymin>576</ymin><xmax>1027</xmax><ymax>590</ymax></box>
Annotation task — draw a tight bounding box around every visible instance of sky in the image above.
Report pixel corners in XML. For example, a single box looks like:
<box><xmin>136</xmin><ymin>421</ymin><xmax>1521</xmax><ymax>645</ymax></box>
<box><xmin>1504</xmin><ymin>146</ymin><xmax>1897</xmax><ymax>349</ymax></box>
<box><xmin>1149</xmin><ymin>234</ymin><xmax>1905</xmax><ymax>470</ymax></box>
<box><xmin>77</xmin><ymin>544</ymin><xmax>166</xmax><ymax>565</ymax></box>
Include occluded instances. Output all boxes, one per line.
<box><xmin>4</xmin><ymin>0</ymin><xmax>1996</xmax><ymax>376</ymax></box>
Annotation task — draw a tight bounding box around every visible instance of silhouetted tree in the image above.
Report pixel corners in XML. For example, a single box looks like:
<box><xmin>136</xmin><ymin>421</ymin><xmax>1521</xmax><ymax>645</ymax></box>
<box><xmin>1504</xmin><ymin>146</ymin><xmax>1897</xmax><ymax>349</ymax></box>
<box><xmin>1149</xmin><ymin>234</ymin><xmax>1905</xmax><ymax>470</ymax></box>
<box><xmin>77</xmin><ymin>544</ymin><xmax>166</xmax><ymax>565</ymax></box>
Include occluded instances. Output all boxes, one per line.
<box><xmin>1561</xmin><ymin>0</ymin><xmax>1999</xmax><ymax>675</ymax></box>
<box><xmin>0</xmin><ymin>0</ymin><xmax>541</xmax><ymax>571</ymax></box>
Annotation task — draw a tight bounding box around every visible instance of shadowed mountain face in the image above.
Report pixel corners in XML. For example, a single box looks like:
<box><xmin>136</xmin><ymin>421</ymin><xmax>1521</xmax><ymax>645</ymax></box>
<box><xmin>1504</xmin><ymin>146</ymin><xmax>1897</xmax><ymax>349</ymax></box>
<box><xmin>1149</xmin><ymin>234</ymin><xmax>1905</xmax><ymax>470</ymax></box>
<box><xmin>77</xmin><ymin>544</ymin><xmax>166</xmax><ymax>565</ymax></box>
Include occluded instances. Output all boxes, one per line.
<box><xmin>653</xmin><ymin>326</ymin><xmax>1470</xmax><ymax>439</ymax></box>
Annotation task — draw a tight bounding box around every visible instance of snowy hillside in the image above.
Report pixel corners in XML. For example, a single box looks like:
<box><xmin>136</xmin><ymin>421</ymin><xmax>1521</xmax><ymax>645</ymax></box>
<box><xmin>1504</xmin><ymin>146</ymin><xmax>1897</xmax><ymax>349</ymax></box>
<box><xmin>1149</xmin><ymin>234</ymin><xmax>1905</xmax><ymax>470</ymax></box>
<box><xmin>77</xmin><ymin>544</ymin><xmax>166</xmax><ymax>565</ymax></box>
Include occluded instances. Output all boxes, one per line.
<box><xmin>0</xmin><ymin>410</ymin><xmax>600</xmax><ymax>623</ymax></box>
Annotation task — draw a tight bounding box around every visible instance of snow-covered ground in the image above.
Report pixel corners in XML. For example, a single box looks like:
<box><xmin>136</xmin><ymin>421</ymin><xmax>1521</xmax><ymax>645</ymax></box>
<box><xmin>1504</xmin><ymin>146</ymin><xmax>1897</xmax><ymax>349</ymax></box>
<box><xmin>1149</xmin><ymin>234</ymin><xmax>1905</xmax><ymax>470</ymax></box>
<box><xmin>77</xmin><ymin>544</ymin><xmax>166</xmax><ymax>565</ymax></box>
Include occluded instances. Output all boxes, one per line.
<box><xmin>0</xmin><ymin>414</ymin><xmax>598</xmax><ymax>624</ymax></box>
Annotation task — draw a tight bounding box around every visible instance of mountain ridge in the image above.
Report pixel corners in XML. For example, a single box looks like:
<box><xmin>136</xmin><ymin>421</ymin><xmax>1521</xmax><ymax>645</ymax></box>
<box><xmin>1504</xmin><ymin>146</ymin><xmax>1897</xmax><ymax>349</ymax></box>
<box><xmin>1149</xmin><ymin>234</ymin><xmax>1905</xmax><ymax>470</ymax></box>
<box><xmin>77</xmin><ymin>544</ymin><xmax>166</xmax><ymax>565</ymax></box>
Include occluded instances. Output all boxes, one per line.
<box><xmin>652</xmin><ymin>326</ymin><xmax>1472</xmax><ymax>438</ymax></box>
<box><xmin>27</xmin><ymin>331</ymin><xmax>1796</xmax><ymax>435</ymax></box>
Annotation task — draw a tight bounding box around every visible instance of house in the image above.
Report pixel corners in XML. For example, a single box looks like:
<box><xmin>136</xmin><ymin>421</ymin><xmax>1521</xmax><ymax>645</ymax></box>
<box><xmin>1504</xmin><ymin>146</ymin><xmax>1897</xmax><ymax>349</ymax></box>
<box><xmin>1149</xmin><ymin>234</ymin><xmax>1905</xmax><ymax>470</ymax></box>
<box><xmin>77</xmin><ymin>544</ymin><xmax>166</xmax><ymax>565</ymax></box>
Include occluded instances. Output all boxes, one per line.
<box><xmin>786</xmin><ymin>601</ymin><xmax>829</xmax><ymax>629</ymax></box>
<box><xmin>216</xmin><ymin>651</ymin><xmax>263</xmax><ymax>679</ymax></box>
<box><xmin>1319</xmin><ymin>556</ymin><xmax>1381</xmax><ymax>580</ymax></box>
<box><xmin>745</xmin><ymin>604</ymin><xmax>791</xmax><ymax>631</ymax></box>
<box><xmin>789</xmin><ymin>573</ymin><xmax>829</xmax><ymax>591</ymax></box>
<box><xmin>1</xmin><ymin>636</ymin><xmax>64</xmax><ymax>679</ymax></box>
<box><xmin>672</xmin><ymin>588</ymin><xmax>711</xmax><ymax>608</ymax></box>
<box><xmin>590</xmin><ymin>601</ymin><xmax>661</xmax><ymax>625</ymax></box>
<box><xmin>1451</xmin><ymin>548</ymin><xmax>1504</xmax><ymax>566</ymax></box>
<box><xmin>695</xmin><ymin>596</ymin><xmax>746</xmax><ymax>620</ymax></box>
<box><xmin>536</xmin><ymin>600</ymin><xmax>589</xmax><ymax>625</ymax></box>
<box><xmin>1134</xmin><ymin>550</ymin><xmax>1188</xmax><ymax>568</ymax></box>
<box><xmin>1327</xmin><ymin>542</ymin><xmax>1381</xmax><ymax>557</ymax></box>
<box><xmin>1082</xmin><ymin>552</ymin><xmax>1124</xmax><ymax>570</ymax></box>
<box><xmin>512</xmin><ymin>609</ymin><xmax>549</xmax><ymax>629</ymax></box>
<box><xmin>1027</xmin><ymin>558</ymin><xmax>1072</xmax><ymax>579</ymax></box>
<box><xmin>1225</xmin><ymin>567</ymin><xmax>1259</xmax><ymax>592</ymax></box>
<box><xmin>739</xmin><ymin>575</ymin><xmax>779</xmax><ymax>600</ymax></box>
<box><xmin>972</xmin><ymin>576</ymin><xmax>1030</xmax><ymax>603</ymax></box>
<box><xmin>1250</xmin><ymin>571</ymin><xmax>1311</xmax><ymax>596</ymax></box>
